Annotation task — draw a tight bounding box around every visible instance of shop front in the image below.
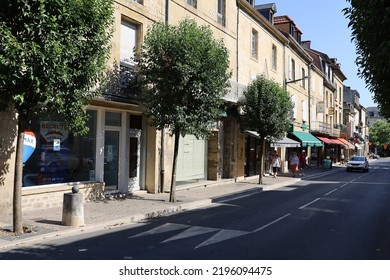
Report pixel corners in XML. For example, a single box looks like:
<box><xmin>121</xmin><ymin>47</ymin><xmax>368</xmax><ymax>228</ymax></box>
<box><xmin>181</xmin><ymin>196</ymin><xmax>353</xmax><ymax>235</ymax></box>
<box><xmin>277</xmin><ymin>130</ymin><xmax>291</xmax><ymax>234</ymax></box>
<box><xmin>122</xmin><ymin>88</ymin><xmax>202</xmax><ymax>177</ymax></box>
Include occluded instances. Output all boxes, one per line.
<box><xmin>288</xmin><ymin>131</ymin><xmax>323</xmax><ymax>167</ymax></box>
<box><xmin>22</xmin><ymin>108</ymin><xmax>144</xmax><ymax>194</ymax></box>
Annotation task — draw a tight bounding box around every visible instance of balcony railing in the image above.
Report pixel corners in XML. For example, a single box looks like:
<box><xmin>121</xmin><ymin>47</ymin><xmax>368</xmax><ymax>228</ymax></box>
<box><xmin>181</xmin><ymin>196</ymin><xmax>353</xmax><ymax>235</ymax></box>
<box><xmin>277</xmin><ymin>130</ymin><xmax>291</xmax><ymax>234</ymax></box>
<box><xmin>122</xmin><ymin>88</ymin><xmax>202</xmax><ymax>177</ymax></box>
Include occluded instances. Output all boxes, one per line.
<box><xmin>224</xmin><ymin>80</ymin><xmax>247</xmax><ymax>103</ymax></box>
<box><xmin>311</xmin><ymin>121</ymin><xmax>341</xmax><ymax>137</ymax></box>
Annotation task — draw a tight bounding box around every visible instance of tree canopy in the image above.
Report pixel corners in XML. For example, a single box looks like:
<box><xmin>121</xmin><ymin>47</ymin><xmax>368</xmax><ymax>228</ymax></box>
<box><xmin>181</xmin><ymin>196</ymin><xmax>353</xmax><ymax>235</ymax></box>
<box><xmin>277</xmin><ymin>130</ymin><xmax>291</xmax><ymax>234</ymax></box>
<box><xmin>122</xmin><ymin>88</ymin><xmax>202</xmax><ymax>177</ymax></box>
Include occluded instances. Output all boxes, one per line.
<box><xmin>343</xmin><ymin>0</ymin><xmax>390</xmax><ymax>119</ymax></box>
<box><xmin>240</xmin><ymin>75</ymin><xmax>293</xmax><ymax>184</ymax></box>
<box><xmin>368</xmin><ymin>120</ymin><xmax>390</xmax><ymax>153</ymax></box>
<box><xmin>0</xmin><ymin>0</ymin><xmax>114</xmax><ymax>133</ymax></box>
<box><xmin>135</xmin><ymin>18</ymin><xmax>231</xmax><ymax>201</ymax></box>
<box><xmin>0</xmin><ymin>0</ymin><xmax>114</xmax><ymax>234</ymax></box>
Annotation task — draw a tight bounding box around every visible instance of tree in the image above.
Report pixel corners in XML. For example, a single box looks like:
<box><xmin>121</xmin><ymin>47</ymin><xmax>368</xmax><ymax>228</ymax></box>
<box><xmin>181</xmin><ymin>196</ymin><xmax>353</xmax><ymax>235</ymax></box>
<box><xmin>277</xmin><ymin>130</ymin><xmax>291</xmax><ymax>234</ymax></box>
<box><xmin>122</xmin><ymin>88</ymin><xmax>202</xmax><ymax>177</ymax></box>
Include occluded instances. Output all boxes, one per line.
<box><xmin>240</xmin><ymin>75</ymin><xmax>293</xmax><ymax>184</ymax></box>
<box><xmin>135</xmin><ymin>19</ymin><xmax>231</xmax><ymax>202</ymax></box>
<box><xmin>0</xmin><ymin>0</ymin><xmax>114</xmax><ymax>234</ymax></box>
<box><xmin>343</xmin><ymin>0</ymin><xmax>390</xmax><ymax>119</ymax></box>
<box><xmin>368</xmin><ymin>120</ymin><xmax>390</xmax><ymax>154</ymax></box>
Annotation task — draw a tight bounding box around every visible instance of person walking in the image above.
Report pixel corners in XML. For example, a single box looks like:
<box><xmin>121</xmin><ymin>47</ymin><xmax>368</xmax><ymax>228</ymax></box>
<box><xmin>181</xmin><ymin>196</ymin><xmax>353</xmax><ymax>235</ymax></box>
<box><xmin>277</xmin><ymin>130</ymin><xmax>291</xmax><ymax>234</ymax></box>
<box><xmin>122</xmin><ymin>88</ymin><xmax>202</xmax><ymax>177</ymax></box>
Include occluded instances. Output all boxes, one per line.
<box><xmin>271</xmin><ymin>151</ymin><xmax>281</xmax><ymax>178</ymax></box>
<box><xmin>298</xmin><ymin>150</ymin><xmax>307</xmax><ymax>176</ymax></box>
<box><xmin>289</xmin><ymin>152</ymin><xmax>299</xmax><ymax>177</ymax></box>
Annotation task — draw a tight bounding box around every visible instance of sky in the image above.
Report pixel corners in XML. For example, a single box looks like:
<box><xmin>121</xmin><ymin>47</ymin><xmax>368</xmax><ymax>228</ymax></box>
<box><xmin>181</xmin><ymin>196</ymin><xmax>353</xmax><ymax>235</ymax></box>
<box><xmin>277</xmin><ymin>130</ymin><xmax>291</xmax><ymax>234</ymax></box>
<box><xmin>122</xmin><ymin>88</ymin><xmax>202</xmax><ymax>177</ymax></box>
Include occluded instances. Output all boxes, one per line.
<box><xmin>254</xmin><ymin>0</ymin><xmax>377</xmax><ymax>108</ymax></box>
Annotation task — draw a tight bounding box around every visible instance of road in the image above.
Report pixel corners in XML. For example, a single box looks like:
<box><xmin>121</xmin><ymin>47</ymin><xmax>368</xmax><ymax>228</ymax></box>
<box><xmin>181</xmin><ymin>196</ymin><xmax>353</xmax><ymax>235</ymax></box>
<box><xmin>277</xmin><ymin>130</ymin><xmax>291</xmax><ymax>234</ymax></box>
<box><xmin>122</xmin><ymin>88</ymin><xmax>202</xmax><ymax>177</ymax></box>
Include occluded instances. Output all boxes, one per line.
<box><xmin>1</xmin><ymin>159</ymin><xmax>390</xmax><ymax>260</ymax></box>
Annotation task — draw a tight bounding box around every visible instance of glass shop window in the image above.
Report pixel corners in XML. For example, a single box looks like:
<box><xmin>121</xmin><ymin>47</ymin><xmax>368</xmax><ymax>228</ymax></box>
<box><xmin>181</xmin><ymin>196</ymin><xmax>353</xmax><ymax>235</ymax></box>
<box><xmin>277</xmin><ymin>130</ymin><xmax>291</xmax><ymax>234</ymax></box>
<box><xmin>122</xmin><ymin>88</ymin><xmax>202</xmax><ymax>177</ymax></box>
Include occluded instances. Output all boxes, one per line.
<box><xmin>22</xmin><ymin>110</ymin><xmax>97</xmax><ymax>187</ymax></box>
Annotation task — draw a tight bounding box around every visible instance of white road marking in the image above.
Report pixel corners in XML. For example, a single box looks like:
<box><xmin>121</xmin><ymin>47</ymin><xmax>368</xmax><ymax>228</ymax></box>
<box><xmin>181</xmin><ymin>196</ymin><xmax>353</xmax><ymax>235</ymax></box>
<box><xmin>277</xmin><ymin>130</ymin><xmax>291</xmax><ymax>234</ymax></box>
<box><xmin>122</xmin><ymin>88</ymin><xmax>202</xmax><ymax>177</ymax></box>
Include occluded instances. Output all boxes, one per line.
<box><xmin>299</xmin><ymin>198</ymin><xmax>321</xmax><ymax>209</ymax></box>
<box><xmin>325</xmin><ymin>189</ymin><xmax>338</xmax><ymax>196</ymax></box>
<box><xmin>253</xmin><ymin>213</ymin><xmax>291</xmax><ymax>232</ymax></box>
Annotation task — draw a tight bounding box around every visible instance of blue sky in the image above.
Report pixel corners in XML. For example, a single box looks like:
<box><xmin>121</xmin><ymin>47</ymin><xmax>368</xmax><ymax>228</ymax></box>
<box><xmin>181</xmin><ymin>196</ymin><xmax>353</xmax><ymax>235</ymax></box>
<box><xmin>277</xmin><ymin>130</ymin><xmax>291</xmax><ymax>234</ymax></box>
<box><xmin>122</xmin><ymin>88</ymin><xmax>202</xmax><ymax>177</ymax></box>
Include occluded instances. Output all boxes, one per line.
<box><xmin>255</xmin><ymin>0</ymin><xmax>376</xmax><ymax>108</ymax></box>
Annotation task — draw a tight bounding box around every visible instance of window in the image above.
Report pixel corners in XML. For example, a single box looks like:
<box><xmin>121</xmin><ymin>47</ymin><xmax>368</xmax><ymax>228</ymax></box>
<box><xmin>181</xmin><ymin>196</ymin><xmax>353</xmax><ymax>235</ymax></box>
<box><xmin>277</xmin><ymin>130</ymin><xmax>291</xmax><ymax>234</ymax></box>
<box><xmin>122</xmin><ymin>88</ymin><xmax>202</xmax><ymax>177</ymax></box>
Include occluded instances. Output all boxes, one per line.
<box><xmin>120</xmin><ymin>21</ymin><xmax>138</xmax><ymax>96</ymax></box>
<box><xmin>246</xmin><ymin>0</ymin><xmax>254</xmax><ymax>6</ymax></box>
<box><xmin>22</xmin><ymin>110</ymin><xmax>97</xmax><ymax>187</ymax></box>
<box><xmin>301</xmin><ymin>68</ymin><xmax>306</xmax><ymax>88</ymax></box>
<box><xmin>289</xmin><ymin>57</ymin><xmax>296</xmax><ymax>80</ymax></box>
<box><xmin>291</xmin><ymin>95</ymin><xmax>297</xmax><ymax>119</ymax></box>
<box><xmin>217</xmin><ymin>0</ymin><xmax>226</xmax><ymax>25</ymax></box>
<box><xmin>271</xmin><ymin>44</ymin><xmax>277</xmax><ymax>70</ymax></box>
<box><xmin>185</xmin><ymin>0</ymin><xmax>197</xmax><ymax>8</ymax></box>
<box><xmin>251</xmin><ymin>29</ymin><xmax>258</xmax><ymax>59</ymax></box>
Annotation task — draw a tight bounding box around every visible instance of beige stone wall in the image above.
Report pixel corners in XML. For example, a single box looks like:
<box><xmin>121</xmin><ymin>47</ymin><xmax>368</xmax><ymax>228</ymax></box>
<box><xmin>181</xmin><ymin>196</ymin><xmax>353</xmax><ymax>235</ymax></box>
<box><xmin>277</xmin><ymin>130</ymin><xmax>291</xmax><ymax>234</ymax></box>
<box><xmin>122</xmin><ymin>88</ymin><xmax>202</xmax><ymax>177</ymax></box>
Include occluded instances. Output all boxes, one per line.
<box><xmin>285</xmin><ymin>46</ymin><xmax>311</xmax><ymax>132</ymax></box>
<box><xmin>21</xmin><ymin>182</ymin><xmax>105</xmax><ymax>212</ymax></box>
<box><xmin>169</xmin><ymin>0</ymin><xmax>238</xmax><ymax>81</ymax></box>
<box><xmin>0</xmin><ymin>105</ymin><xmax>17</xmax><ymax>222</ymax></box>
<box><xmin>237</xmin><ymin>8</ymin><xmax>286</xmax><ymax>86</ymax></box>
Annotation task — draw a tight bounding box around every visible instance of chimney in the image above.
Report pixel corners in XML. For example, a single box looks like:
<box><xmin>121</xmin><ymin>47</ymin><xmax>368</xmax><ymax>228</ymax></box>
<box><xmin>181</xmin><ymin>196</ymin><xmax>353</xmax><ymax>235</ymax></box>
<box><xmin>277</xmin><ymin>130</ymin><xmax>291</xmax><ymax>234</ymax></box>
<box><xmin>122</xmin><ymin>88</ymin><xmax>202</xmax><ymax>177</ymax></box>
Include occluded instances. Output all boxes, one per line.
<box><xmin>301</xmin><ymin>40</ymin><xmax>311</xmax><ymax>49</ymax></box>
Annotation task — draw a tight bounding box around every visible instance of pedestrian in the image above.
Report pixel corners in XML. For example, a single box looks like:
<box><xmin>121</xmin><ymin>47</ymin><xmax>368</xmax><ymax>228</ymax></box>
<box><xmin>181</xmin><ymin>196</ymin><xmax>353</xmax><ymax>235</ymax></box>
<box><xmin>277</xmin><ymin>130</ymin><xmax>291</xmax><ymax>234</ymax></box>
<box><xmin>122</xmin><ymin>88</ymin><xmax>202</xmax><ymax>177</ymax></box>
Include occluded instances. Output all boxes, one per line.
<box><xmin>340</xmin><ymin>153</ymin><xmax>345</xmax><ymax>165</ymax></box>
<box><xmin>271</xmin><ymin>151</ymin><xmax>281</xmax><ymax>178</ymax></box>
<box><xmin>298</xmin><ymin>150</ymin><xmax>307</xmax><ymax>176</ymax></box>
<box><xmin>289</xmin><ymin>152</ymin><xmax>299</xmax><ymax>177</ymax></box>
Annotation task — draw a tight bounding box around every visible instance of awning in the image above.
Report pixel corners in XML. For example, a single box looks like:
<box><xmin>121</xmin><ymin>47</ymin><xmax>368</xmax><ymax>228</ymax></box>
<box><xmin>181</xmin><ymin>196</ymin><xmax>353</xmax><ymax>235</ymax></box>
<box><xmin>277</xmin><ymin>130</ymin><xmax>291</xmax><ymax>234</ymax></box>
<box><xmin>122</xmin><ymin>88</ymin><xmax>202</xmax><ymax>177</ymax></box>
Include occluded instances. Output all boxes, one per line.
<box><xmin>290</xmin><ymin>131</ymin><xmax>323</xmax><ymax>147</ymax></box>
<box><xmin>316</xmin><ymin>136</ymin><xmax>334</xmax><ymax>145</ymax></box>
<box><xmin>270</xmin><ymin>136</ymin><xmax>301</xmax><ymax>148</ymax></box>
<box><xmin>337</xmin><ymin>138</ymin><xmax>355</xmax><ymax>149</ymax></box>
<box><xmin>332</xmin><ymin>138</ymin><xmax>347</xmax><ymax>146</ymax></box>
<box><xmin>245</xmin><ymin>130</ymin><xmax>260</xmax><ymax>138</ymax></box>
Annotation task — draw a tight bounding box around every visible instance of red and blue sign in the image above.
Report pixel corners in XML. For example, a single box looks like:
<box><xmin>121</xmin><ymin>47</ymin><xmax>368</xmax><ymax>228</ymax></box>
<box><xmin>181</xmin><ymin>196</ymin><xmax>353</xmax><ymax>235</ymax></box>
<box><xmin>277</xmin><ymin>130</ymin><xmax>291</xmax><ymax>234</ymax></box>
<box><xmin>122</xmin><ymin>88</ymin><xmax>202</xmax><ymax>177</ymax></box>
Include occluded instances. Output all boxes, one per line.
<box><xmin>23</xmin><ymin>130</ymin><xmax>36</xmax><ymax>163</ymax></box>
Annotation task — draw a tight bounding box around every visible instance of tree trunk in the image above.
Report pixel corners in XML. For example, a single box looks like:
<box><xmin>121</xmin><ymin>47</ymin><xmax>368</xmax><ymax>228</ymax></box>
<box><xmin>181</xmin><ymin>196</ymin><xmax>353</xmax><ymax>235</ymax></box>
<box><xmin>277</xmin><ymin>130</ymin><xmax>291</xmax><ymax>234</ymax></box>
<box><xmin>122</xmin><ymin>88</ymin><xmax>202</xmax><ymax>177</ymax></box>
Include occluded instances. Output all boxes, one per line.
<box><xmin>169</xmin><ymin>130</ymin><xmax>180</xmax><ymax>202</ymax></box>
<box><xmin>258</xmin><ymin>137</ymin><xmax>266</xmax><ymax>185</ymax></box>
<box><xmin>13</xmin><ymin>118</ymin><xmax>25</xmax><ymax>234</ymax></box>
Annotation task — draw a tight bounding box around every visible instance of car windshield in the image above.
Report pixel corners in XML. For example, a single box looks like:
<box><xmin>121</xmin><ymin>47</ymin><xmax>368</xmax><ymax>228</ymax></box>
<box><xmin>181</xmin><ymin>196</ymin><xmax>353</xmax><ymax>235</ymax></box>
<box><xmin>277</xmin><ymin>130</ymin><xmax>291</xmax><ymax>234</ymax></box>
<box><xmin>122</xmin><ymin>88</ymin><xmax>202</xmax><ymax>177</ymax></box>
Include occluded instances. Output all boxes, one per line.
<box><xmin>350</xmin><ymin>156</ymin><xmax>365</xmax><ymax>161</ymax></box>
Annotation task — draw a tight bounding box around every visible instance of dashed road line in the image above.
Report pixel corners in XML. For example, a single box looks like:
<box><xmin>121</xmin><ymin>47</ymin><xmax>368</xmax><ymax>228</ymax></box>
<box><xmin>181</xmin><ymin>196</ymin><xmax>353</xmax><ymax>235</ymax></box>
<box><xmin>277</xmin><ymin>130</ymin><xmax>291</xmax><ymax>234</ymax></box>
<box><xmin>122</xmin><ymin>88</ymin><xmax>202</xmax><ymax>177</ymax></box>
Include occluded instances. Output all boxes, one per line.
<box><xmin>253</xmin><ymin>213</ymin><xmax>291</xmax><ymax>232</ymax></box>
<box><xmin>299</xmin><ymin>198</ymin><xmax>321</xmax><ymax>209</ymax></box>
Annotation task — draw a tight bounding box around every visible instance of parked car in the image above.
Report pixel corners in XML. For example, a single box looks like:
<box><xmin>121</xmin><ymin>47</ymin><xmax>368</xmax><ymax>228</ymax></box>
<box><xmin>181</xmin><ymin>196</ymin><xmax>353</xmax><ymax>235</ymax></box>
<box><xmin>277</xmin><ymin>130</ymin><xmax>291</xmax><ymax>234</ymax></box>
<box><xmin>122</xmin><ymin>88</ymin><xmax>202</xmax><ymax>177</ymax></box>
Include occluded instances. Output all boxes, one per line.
<box><xmin>346</xmin><ymin>156</ymin><xmax>369</xmax><ymax>172</ymax></box>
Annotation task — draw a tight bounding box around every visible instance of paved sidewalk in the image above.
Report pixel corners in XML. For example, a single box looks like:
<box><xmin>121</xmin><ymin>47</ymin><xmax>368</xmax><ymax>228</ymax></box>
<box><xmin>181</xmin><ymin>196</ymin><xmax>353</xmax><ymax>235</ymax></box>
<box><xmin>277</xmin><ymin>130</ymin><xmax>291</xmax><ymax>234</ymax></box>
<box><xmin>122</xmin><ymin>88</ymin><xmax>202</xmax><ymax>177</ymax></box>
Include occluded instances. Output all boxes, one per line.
<box><xmin>0</xmin><ymin>164</ymin><xmax>344</xmax><ymax>250</ymax></box>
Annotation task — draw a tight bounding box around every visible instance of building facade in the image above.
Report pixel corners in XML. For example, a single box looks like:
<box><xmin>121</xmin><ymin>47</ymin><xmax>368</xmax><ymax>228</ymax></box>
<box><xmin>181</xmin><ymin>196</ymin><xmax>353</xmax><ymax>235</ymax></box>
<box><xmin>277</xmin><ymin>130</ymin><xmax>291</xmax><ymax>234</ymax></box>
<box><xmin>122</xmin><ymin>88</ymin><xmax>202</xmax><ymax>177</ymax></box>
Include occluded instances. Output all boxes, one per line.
<box><xmin>1</xmin><ymin>1</ymin><xmax>361</xmax><ymax>218</ymax></box>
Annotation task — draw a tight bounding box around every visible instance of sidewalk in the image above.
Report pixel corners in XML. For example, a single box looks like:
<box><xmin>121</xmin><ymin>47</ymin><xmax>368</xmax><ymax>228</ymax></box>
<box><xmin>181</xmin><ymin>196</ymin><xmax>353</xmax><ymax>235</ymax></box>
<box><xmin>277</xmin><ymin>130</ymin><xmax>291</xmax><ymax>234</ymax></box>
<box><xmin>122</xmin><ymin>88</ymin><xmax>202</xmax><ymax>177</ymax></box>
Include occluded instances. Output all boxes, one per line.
<box><xmin>0</xmin><ymin>164</ymin><xmax>343</xmax><ymax>250</ymax></box>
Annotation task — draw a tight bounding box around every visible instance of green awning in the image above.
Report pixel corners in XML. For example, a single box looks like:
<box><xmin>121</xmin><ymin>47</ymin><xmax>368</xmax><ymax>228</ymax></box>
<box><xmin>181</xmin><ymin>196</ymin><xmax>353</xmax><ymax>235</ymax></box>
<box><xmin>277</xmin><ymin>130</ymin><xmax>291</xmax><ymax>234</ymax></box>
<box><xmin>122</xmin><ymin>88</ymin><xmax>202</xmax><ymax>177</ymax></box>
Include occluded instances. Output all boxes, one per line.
<box><xmin>290</xmin><ymin>131</ymin><xmax>323</xmax><ymax>147</ymax></box>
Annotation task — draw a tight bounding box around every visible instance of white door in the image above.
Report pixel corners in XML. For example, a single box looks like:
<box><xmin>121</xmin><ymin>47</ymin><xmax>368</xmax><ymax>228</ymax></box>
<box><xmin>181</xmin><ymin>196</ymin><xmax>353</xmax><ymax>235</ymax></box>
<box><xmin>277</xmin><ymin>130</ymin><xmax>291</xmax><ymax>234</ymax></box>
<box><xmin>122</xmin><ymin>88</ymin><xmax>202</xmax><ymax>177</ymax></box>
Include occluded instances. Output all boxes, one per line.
<box><xmin>176</xmin><ymin>134</ymin><xmax>206</xmax><ymax>182</ymax></box>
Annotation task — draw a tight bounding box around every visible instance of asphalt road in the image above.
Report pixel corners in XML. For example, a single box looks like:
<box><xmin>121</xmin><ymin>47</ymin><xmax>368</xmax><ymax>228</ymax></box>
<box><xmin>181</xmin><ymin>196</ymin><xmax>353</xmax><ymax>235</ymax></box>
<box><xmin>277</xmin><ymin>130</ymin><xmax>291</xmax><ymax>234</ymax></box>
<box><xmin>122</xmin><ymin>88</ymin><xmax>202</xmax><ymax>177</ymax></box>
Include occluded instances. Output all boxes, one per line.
<box><xmin>1</xmin><ymin>159</ymin><xmax>390</xmax><ymax>260</ymax></box>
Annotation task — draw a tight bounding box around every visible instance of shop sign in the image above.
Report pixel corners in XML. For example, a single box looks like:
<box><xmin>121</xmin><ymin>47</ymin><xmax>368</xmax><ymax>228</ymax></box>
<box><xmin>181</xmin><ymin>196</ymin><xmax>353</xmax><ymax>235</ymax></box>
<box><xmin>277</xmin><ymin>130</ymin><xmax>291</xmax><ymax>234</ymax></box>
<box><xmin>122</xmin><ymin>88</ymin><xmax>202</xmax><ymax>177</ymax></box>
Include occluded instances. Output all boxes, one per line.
<box><xmin>23</xmin><ymin>130</ymin><xmax>36</xmax><ymax>163</ymax></box>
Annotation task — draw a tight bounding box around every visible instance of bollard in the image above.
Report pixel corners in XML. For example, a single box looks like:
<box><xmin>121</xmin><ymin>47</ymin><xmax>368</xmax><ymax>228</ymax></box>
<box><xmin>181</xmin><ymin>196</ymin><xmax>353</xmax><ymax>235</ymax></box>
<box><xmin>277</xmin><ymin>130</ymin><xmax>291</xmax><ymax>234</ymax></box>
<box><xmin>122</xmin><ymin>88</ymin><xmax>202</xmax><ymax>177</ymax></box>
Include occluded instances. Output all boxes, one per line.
<box><xmin>62</xmin><ymin>187</ymin><xmax>84</xmax><ymax>226</ymax></box>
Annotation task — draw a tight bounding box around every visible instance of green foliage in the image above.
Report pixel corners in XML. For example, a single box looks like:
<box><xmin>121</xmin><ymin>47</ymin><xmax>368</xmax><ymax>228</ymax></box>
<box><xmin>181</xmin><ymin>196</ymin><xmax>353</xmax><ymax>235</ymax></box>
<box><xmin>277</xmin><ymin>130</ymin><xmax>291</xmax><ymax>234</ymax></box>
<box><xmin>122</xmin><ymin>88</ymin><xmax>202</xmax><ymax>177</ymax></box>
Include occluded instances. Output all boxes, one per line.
<box><xmin>135</xmin><ymin>18</ymin><xmax>231</xmax><ymax>139</ymax></box>
<box><xmin>368</xmin><ymin>120</ymin><xmax>390</xmax><ymax>148</ymax></box>
<box><xmin>0</xmin><ymin>0</ymin><xmax>114</xmax><ymax>133</ymax></box>
<box><xmin>240</xmin><ymin>75</ymin><xmax>293</xmax><ymax>140</ymax></box>
<box><xmin>343</xmin><ymin>0</ymin><xmax>390</xmax><ymax>119</ymax></box>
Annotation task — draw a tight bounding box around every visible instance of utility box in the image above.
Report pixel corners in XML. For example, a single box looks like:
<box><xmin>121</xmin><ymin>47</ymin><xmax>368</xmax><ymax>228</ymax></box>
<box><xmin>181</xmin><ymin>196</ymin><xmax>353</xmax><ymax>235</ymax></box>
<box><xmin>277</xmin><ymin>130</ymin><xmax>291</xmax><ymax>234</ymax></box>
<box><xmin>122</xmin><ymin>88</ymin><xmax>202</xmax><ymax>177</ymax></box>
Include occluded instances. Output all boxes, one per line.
<box><xmin>323</xmin><ymin>158</ymin><xmax>332</xmax><ymax>169</ymax></box>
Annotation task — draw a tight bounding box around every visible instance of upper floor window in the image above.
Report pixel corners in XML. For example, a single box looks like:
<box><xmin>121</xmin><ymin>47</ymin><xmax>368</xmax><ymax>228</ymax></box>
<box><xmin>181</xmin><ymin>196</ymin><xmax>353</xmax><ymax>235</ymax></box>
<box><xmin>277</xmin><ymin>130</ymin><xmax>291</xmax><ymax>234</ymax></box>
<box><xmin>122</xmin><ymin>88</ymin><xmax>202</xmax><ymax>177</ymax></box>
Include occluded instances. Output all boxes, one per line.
<box><xmin>217</xmin><ymin>0</ymin><xmax>226</xmax><ymax>26</ymax></box>
<box><xmin>271</xmin><ymin>44</ymin><xmax>277</xmax><ymax>70</ymax></box>
<box><xmin>246</xmin><ymin>0</ymin><xmax>254</xmax><ymax>6</ymax></box>
<box><xmin>251</xmin><ymin>29</ymin><xmax>258</xmax><ymax>59</ymax></box>
<box><xmin>119</xmin><ymin>20</ymin><xmax>138</xmax><ymax>94</ymax></box>
<box><xmin>301</xmin><ymin>68</ymin><xmax>306</xmax><ymax>88</ymax></box>
<box><xmin>289</xmin><ymin>57</ymin><xmax>296</xmax><ymax>80</ymax></box>
<box><xmin>185</xmin><ymin>0</ymin><xmax>197</xmax><ymax>8</ymax></box>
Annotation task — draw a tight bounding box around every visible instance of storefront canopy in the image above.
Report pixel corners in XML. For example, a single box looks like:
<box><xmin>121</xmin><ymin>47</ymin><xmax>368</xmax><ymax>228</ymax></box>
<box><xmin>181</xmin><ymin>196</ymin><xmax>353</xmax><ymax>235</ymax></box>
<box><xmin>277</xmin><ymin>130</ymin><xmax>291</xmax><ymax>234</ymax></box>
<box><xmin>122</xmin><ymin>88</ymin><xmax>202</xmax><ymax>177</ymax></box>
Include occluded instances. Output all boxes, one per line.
<box><xmin>290</xmin><ymin>131</ymin><xmax>323</xmax><ymax>147</ymax></box>
<box><xmin>337</xmin><ymin>138</ymin><xmax>355</xmax><ymax>149</ymax></box>
<box><xmin>317</xmin><ymin>136</ymin><xmax>346</xmax><ymax>146</ymax></box>
<box><xmin>270</xmin><ymin>136</ymin><xmax>301</xmax><ymax>148</ymax></box>
<box><xmin>316</xmin><ymin>136</ymin><xmax>334</xmax><ymax>145</ymax></box>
